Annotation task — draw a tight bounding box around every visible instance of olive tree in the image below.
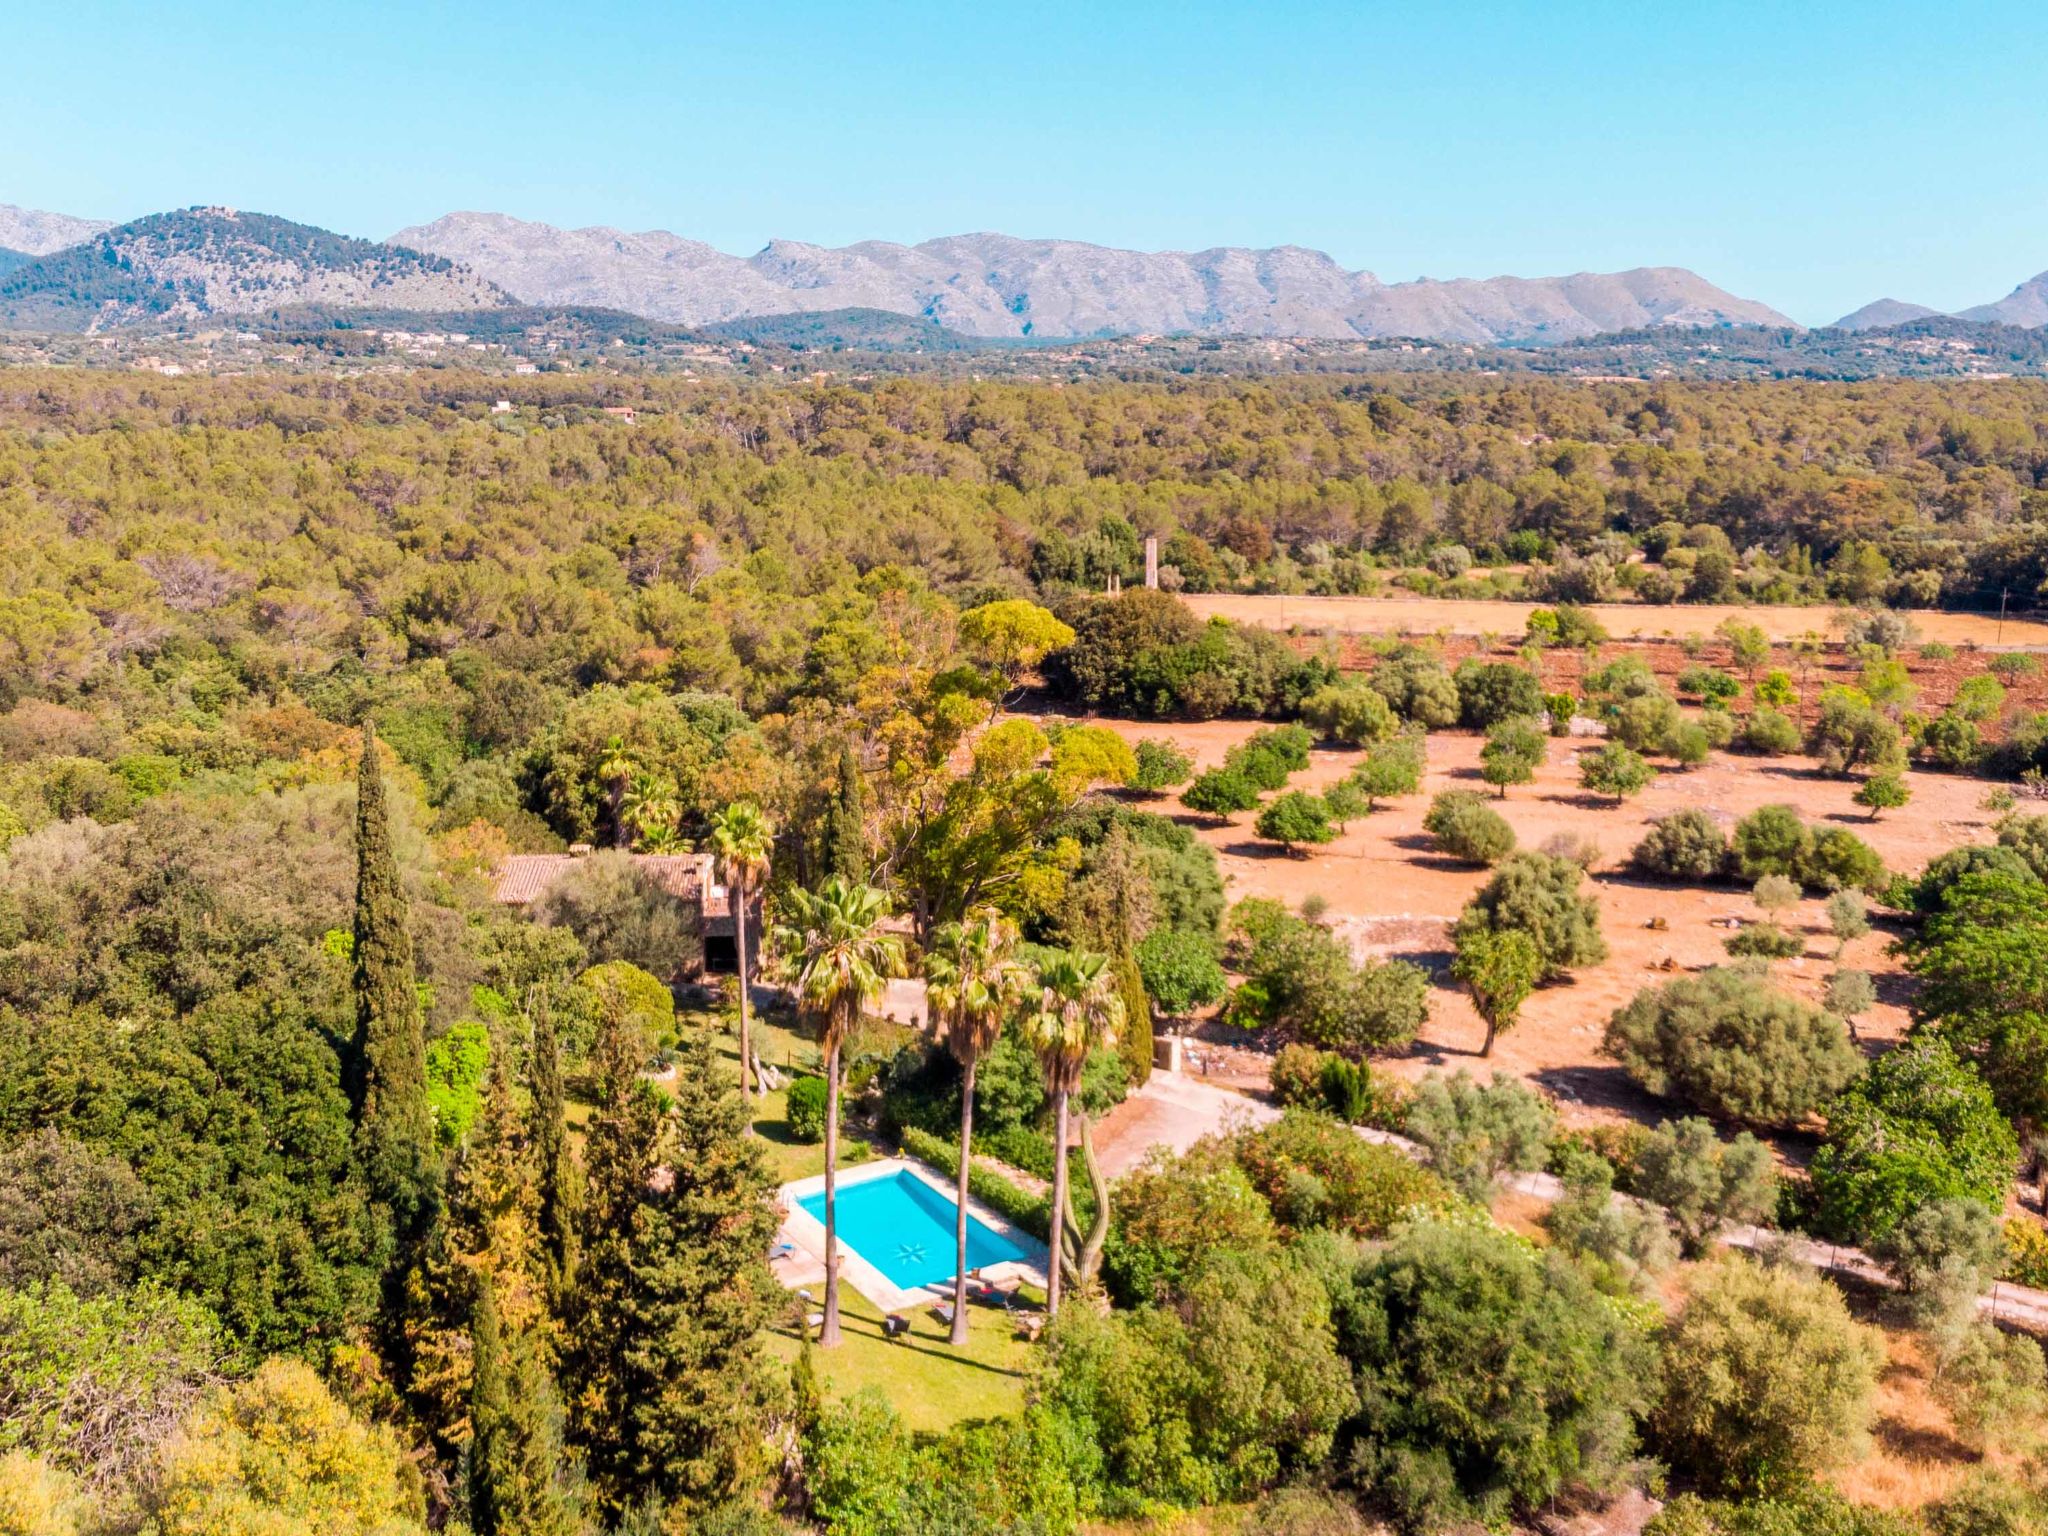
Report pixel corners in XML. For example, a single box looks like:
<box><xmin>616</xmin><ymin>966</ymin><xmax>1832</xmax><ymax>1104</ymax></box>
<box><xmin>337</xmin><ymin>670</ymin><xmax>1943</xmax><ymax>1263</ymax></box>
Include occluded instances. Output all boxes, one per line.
<box><xmin>1631</xmin><ymin>1118</ymin><xmax>1778</xmax><ymax>1258</ymax></box>
<box><xmin>1422</xmin><ymin>790</ymin><xmax>1515</xmax><ymax>865</ymax></box>
<box><xmin>1653</xmin><ymin>1258</ymin><xmax>1882</xmax><ymax>1496</ymax></box>
<box><xmin>1602</xmin><ymin>967</ymin><xmax>1860</xmax><ymax>1128</ymax></box>
<box><xmin>1453</xmin><ymin>851</ymin><xmax>1607</xmax><ymax>979</ymax></box>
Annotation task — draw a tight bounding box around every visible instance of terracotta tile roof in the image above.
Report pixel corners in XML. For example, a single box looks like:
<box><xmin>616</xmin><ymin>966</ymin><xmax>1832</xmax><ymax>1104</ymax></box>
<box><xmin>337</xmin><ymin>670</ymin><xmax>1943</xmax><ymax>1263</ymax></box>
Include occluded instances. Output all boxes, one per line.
<box><xmin>489</xmin><ymin>852</ymin><xmax>709</xmax><ymax>907</ymax></box>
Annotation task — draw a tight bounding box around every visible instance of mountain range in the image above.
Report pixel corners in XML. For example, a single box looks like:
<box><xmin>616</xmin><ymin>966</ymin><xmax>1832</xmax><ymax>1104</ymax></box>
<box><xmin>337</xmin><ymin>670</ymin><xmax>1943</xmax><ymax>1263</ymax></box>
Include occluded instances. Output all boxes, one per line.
<box><xmin>387</xmin><ymin>211</ymin><xmax>1795</xmax><ymax>343</ymax></box>
<box><xmin>1</xmin><ymin>200</ymin><xmax>2044</xmax><ymax>346</ymax></box>
<box><xmin>1831</xmin><ymin>272</ymin><xmax>2048</xmax><ymax>332</ymax></box>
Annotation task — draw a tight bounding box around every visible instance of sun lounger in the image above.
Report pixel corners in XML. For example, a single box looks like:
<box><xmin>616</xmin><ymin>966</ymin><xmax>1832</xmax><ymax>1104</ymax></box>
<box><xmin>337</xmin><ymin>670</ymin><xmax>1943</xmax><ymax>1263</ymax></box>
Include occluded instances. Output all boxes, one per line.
<box><xmin>883</xmin><ymin>1313</ymin><xmax>910</xmax><ymax>1339</ymax></box>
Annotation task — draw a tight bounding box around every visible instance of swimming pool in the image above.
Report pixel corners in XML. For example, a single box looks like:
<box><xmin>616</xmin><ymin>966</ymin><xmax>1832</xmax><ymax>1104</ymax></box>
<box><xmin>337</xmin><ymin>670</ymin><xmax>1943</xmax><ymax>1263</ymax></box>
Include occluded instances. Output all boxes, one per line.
<box><xmin>797</xmin><ymin>1169</ymin><xmax>1029</xmax><ymax>1292</ymax></box>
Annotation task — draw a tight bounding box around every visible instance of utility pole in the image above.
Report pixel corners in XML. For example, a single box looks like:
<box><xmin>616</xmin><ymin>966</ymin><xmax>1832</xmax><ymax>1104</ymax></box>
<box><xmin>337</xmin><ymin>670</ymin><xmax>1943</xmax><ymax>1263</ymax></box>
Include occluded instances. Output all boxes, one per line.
<box><xmin>2000</xmin><ymin>587</ymin><xmax>2010</xmax><ymax>646</ymax></box>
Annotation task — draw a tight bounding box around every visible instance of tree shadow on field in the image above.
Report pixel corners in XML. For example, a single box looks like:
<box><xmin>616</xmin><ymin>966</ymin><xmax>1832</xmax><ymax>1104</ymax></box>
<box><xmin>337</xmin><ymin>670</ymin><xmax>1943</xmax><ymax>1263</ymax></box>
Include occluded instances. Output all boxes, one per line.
<box><xmin>1531</xmin><ymin>1063</ymin><xmax>1660</xmax><ymax>1118</ymax></box>
<box><xmin>1219</xmin><ymin>839</ymin><xmax>1299</xmax><ymax>861</ymax></box>
<box><xmin>1388</xmin><ymin>832</ymin><xmax>1483</xmax><ymax>874</ymax></box>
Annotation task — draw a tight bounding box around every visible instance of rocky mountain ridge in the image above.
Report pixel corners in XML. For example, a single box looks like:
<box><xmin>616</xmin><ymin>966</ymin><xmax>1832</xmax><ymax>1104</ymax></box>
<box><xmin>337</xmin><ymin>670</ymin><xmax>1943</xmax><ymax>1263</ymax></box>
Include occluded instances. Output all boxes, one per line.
<box><xmin>391</xmin><ymin>211</ymin><xmax>1797</xmax><ymax>343</ymax></box>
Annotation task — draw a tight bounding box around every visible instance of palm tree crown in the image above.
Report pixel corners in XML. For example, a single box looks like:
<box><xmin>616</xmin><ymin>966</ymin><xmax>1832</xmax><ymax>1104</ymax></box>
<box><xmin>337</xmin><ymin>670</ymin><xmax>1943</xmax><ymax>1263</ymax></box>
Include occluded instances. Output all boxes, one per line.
<box><xmin>775</xmin><ymin>877</ymin><xmax>903</xmax><ymax>1051</ymax></box>
<box><xmin>1021</xmin><ymin>948</ymin><xmax>1123</xmax><ymax>1096</ymax></box>
<box><xmin>924</xmin><ymin>909</ymin><xmax>1025</xmax><ymax>1068</ymax></box>
<box><xmin>709</xmin><ymin>801</ymin><xmax>773</xmax><ymax>892</ymax></box>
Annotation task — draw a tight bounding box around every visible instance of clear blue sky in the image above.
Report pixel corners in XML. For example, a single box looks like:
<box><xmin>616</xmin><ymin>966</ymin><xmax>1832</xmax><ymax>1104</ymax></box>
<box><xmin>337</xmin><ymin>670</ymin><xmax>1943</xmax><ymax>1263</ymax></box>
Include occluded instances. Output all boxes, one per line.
<box><xmin>3</xmin><ymin>0</ymin><xmax>2044</xmax><ymax>324</ymax></box>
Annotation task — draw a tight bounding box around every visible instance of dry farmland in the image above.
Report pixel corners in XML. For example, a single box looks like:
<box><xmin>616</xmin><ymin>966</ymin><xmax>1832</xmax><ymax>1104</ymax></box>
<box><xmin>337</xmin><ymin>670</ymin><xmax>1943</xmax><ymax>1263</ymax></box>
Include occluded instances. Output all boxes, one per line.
<box><xmin>1183</xmin><ymin>592</ymin><xmax>2048</xmax><ymax>649</ymax></box>
<box><xmin>1073</xmin><ymin>713</ymin><xmax>2000</xmax><ymax>1144</ymax></box>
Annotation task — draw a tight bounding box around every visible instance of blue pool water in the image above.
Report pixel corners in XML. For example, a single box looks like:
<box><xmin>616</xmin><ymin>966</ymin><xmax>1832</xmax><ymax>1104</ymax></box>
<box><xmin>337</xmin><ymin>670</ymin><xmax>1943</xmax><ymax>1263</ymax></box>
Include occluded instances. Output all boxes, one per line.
<box><xmin>798</xmin><ymin>1170</ymin><xmax>1028</xmax><ymax>1291</ymax></box>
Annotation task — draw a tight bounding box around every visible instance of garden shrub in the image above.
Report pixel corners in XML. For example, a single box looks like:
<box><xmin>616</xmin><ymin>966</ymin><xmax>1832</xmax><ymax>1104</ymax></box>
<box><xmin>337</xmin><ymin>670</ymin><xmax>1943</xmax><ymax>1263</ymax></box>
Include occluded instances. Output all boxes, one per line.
<box><xmin>1804</xmin><ymin>827</ymin><xmax>1887</xmax><ymax>895</ymax></box>
<box><xmin>1603</xmin><ymin>966</ymin><xmax>1861</xmax><ymax>1128</ymax></box>
<box><xmin>1918</xmin><ymin>712</ymin><xmax>1983</xmax><ymax>771</ymax></box>
<box><xmin>1740</xmin><ymin>709</ymin><xmax>1802</xmax><ymax>755</ymax></box>
<box><xmin>1733</xmin><ymin>804</ymin><xmax>1812</xmax><ymax>883</ymax></box>
<box><xmin>1299</xmin><ymin>682</ymin><xmax>1396</xmax><ymax>746</ymax></box>
<box><xmin>1269</xmin><ymin>1042</ymin><xmax>1334</xmax><ymax>1107</ymax></box>
<box><xmin>1233</xmin><ymin>1110</ymin><xmax>1453</xmax><ymax>1238</ymax></box>
<box><xmin>785</xmin><ymin>1075</ymin><xmax>828</xmax><ymax>1142</ymax></box>
<box><xmin>1723</xmin><ymin>922</ymin><xmax>1804</xmax><ymax>959</ymax></box>
<box><xmin>1103</xmin><ymin>1138</ymin><xmax>1278</xmax><ymax>1306</ymax></box>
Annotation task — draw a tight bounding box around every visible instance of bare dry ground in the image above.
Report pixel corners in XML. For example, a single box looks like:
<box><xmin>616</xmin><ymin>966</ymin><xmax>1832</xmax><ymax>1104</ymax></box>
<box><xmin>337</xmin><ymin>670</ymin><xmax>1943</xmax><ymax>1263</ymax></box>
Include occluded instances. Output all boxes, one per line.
<box><xmin>1076</xmin><ymin>715</ymin><xmax>2000</xmax><ymax>1137</ymax></box>
<box><xmin>1184</xmin><ymin>592</ymin><xmax>2048</xmax><ymax>648</ymax></box>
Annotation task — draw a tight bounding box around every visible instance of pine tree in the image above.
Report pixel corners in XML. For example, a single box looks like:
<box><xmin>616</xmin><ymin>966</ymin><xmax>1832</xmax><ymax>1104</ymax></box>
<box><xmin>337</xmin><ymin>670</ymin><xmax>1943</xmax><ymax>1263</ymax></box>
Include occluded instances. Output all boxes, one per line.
<box><xmin>527</xmin><ymin>989</ymin><xmax>580</xmax><ymax>1312</ymax></box>
<box><xmin>564</xmin><ymin>1013</ymin><xmax>778</xmax><ymax>1517</ymax></box>
<box><xmin>820</xmin><ymin>743</ymin><xmax>867</xmax><ymax>883</ymax></box>
<box><xmin>352</xmin><ymin>720</ymin><xmax>438</xmax><ymax>1233</ymax></box>
<box><xmin>404</xmin><ymin>1038</ymin><xmax>546</xmax><ymax>1445</ymax></box>
<box><xmin>470</xmin><ymin>1275</ymin><xmax>582</xmax><ymax>1536</ymax></box>
<box><xmin>620</xmin><ymin>1032</ymin><xmax>779</xmax><ymax>1511</ymax></box>
<box><xmin>564</xmin><ymin>987</ymin><xmax>658</xmax><ymax>1506</ymax></box>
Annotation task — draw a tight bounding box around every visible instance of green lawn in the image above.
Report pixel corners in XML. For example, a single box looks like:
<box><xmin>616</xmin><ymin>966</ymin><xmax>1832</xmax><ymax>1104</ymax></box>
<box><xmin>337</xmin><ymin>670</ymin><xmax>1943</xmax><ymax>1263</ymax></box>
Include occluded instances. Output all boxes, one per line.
<box><xmin>760</xmin><ymin>1284</ymin><xmax>1036</xmax><ymax>1433</ymax></box>
<box><xmin>695</xmin><ymin>999</ymin><xmax>900</xmax><ymax>1183</ymax></box>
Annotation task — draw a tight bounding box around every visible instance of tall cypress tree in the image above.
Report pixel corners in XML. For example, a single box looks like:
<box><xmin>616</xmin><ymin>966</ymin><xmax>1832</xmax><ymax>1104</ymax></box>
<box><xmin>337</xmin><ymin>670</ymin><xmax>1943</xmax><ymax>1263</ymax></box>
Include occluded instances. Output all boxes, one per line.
<box><xmin>625</xmin><ymin>1031</ymin><xmax>779</xmax><ymax>1512</ymax></box>
<box><xmin>527</xmin><ymin>988</ymin><xmax>580</xmax><ymax>1313</ymax></box>
<box><xmin>820</xmin><ymin>742</ymin><xmax>867</xmax><ymax>883</ymax></box>
<box><xmin>352</xmin><ymin>720</ymin><xmax>438</xmax><ymax>1231</ymax></box>
<box><xmin>470</xmin><ymin>1275</ymin><xmax>582</xmax><ymax>1536</ymax></box>
<box><xmin>564</xmin><ymin>1018</ymin><xmax>778</xmax><ymax>1517</ymax></box>
<box><xmin>562</xmin><ymin>988</ymin><xmax>660</xmax><ymax>1512</ymax></box>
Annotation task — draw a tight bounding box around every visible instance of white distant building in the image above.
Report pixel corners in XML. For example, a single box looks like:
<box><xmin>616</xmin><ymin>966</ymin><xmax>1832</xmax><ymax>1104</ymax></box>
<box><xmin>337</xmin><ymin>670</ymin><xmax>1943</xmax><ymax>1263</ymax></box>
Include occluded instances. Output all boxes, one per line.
<box><xmin>490</xmin><ymin>400</ymin><xmax>514</xmax><ymax>414</ymax></box>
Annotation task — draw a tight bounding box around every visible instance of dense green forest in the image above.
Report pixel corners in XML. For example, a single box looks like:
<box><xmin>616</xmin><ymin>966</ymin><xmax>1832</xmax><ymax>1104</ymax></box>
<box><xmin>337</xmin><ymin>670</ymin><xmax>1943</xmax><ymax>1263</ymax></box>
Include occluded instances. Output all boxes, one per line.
<box><xmin>3</xmin><ymin>366</ymin><xmax>2048</xmax><ymax>1535</ymax></box>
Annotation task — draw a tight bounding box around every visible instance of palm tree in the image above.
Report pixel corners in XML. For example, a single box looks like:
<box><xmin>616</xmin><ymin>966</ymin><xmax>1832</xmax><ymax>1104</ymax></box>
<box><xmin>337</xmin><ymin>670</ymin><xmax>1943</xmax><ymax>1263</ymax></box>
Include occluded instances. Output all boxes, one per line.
<box><xmin>924</xmin><ymin>909</ymin><xmax>1025</xmax><ymax>1346</ymax></box>
<box><xmin>1020</xmin><ymin>948</ymin><xmax>1123</xmax><ymax>1319</ymax></box>
<box><xmin>597</xmin><ymin>738</ymin><xmax>639</xmax><ymax>848</ymax></box>
<box><xmin>709</xmin><ymin>801</ymin><xmax>774</xmax><ymax>1107</ymax></box>
<box><xmin>776</xmin><ymin>877</ymin><xmax>903</xmax><ymax>1347</ymax></box>
<box><xmin>621</xmin><ymin>771</ymin><xmax>680</xmax><ymax>851</ymax></box>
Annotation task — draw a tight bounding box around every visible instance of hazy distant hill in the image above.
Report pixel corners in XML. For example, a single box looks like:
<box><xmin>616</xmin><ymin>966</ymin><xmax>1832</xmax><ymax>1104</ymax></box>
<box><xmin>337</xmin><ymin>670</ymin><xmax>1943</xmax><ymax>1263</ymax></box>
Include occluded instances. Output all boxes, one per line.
<box><xmin>393</xmin><ymin>211</ymin><xmax>1798</xmax><ymax>344</ymax></box>
<box><xmin>0</xmin><ymin>208</ymin><xmax>511</xmax><ymax>331</ymax></box>
<box><xmin>0</xmin><ymin>203</ymin><xmax>114</xmax><ymax>257</ymax></box>
<box><xmin>1832</xmin><ymin>298</ymin><xmax>1942</xmax><ymax>331</ymax></box>
<box><xmin>0</xmin><ymin>249</ymin><xmax>31</xmax><ymax>280</ymax></box>
<box><xmin>1959</xmin><ymin>271</ymin><xmax>2048</xmax><ymax>329</ymax></box>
